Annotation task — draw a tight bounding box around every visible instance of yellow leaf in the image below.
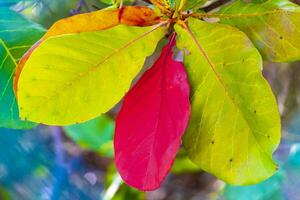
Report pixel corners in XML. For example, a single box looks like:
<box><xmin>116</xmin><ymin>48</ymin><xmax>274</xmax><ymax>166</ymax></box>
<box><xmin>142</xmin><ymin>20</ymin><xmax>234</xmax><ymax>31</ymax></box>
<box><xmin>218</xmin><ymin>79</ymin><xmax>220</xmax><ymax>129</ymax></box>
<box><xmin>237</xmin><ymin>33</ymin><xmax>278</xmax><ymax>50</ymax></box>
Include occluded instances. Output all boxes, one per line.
<box><xmin>14</xmin><ymin>6</ymin><xmax>162</xmax><ymax>94</ymax></box>
<box><xmin>17</xmin><ymin>23</ymin><xmax>167</xmax><ymax>125</ymax></box>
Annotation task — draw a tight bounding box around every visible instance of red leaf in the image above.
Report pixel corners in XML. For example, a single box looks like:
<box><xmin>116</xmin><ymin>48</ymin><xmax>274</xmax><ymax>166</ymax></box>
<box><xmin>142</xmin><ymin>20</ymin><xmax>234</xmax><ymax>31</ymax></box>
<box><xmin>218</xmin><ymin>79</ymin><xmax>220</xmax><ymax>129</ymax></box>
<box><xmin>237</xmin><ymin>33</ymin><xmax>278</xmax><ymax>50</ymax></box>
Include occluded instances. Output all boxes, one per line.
<box><xmin>114</xmin><ymin>34</ymin><xmax>191</xmax><ymax>191</ymax></box>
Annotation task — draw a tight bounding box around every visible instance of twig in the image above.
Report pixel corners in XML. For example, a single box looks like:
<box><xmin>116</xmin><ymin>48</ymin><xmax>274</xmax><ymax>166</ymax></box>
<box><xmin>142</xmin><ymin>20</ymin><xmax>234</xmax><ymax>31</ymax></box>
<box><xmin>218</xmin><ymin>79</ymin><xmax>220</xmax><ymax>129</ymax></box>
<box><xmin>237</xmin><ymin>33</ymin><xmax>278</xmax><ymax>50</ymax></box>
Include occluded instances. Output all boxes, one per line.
<box><xmin>102</xmin><ymin>174</ymin><xmax>123</xmax><ymax>200</ymax></box>
<box><xmin>119</xmin><ymin>0</ymin><xmax>124</xmax><ymax>8</ymax></box>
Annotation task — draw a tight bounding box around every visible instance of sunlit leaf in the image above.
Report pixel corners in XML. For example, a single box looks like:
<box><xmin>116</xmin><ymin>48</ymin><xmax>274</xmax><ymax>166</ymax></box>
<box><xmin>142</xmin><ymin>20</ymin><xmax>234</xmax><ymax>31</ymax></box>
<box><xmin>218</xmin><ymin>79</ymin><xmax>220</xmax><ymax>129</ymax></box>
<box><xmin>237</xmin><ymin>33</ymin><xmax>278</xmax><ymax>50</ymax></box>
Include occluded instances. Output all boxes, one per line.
<box><xmin>17</xmin><ymin>21</ymin><xmax>166</xmax><ymax>125</ymax></box>
<box><xmin>175</xmin><ymin>18</ymin><xmax>281</xmax><ymax>185</ymax></box>
<box><xmin>14</xmin><ymin>6</ymin><xmax>162</xmax><ymax>94</ymax></box>
<box><xmin>216</xmin><ymin>0</ymin><xmax>300</xmax><ymax>62</ymax></box>
<box><xmin>0</xmin><ymin>8</ymin><xmax>44</xmax><ymax>129</ymax></box>
<box><xmin>222</xmin><ymin>144</ymin><xmax>300</xmax><ymax>200</ymax></box>
<box><xmin>114</xmin><ymin>35</ymin><xmax>190</xmax><ymax>191</ymax></box>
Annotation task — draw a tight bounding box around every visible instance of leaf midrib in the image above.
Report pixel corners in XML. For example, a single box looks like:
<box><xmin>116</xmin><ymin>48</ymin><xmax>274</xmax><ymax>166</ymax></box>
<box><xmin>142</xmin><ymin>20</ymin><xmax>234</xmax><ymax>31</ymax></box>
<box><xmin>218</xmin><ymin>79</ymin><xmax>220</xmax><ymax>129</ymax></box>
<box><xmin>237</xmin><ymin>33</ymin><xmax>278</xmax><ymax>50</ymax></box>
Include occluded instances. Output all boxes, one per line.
<box><xmin>182</xmin><ymin>22</ymin><xmax>272</xmax><ymax>160</ymax></box>
<box><xmin>22</xmin><ymin>22</ymin><xmax>167</xmax><ymax>119</ymax></box>
<box><xmin>143</xmin><ymin>39</ymin><xmax>174</xmax><ymax>188</ymax></box>
<box><xmin>0</xmin><ymin>39</ymin><xmax>17</xmax><ymax>100</ymax></box>
<box><xmin>0</xmin><ymin>38</ymin><xmax>19</xmax><ymax>127</ymax></box>
<box><xmin>192</xmin><ymin>9</ymin><xmax>299</xmax><ymax>19</ymax></box>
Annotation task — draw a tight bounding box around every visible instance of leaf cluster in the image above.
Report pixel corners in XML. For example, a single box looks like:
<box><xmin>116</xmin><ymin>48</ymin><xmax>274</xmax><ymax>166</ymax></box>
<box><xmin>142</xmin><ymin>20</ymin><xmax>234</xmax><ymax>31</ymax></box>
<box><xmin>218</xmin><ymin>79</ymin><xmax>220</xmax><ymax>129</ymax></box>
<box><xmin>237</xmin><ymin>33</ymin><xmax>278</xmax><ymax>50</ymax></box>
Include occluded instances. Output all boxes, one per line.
<box><xmin>1</xmin><ymin>0</ymin><xmax>300</xmax><ymax>191</ymax></box>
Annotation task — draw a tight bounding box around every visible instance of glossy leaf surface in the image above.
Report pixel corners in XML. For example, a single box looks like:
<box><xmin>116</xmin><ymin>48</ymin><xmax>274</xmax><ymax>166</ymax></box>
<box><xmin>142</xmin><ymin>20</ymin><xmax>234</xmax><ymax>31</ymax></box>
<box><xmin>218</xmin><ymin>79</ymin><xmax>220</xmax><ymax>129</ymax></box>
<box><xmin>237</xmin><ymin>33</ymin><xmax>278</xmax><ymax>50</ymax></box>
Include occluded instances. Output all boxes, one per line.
<box><xmin>0</xmin><ymin>8</ymin><xmax>44</xmax><ymax>129</ymax></box>
<box><xmin>0</xmin><ymin>8</ymin><xmax>45</xmax><ymax>60</ymax></box>
<box><xmin>14</xmin><ymin>6</ymin><xmax>161</xmax><ymax>93</ymax></box>
<box><xmin>114</xmin><ymin>36</ymin><xmax>190</xmax><ymax>191</ymax></box>
<box><xmin>216</xmin><ymin>0</ymin><xmax>300</xmax><ymax>62</ymax></box>
<box><xmin>17</xmin><ymin>23</ymin><xmax>166</xmax><ymax>125</ymax></box>
<box><xmin>175</xmin><ymin>18</ymin><xmax>281</xmax><ymax>185</ymax></box>
<box><xmin>44</xmin><ymin>6</ymin><xmax>161</xmax><ymax>38</ymax></box>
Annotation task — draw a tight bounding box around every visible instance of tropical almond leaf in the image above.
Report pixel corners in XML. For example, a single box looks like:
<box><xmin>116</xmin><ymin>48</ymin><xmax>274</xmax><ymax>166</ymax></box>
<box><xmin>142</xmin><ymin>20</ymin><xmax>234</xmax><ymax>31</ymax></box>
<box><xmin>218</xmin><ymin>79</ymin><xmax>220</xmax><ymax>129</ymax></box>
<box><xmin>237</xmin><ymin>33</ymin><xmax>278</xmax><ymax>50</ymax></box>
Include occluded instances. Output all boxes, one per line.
<box><xmin>14</xmin><ymin>6</ymin><xmax>162</xmax><ymax>94</ymax></box>
<box><xmin>45</xmin><ymin>6</ymin><xmax>161</xmax><ymax>38</ymax></box>
<box><xmin>0</xmin><ymin>8</ymin><xmax>44</xmax><ymax>129</ymax></box>
<box><xmin>114</xmin><ymin>35</ymin><xmax>190</xmax><ymax>191</ymax></box>
<box><xmin>17</xmin><ymin>22</ymin><xmax>167</xmax><ymax>126</ymax></box>
<box><xmin>215</xmin><ymin>0</ymin><xmax>300</xmax><ymax>62</ymax></box>
<box><xmin>0</xmin><ymin>8</ymin><xmax>45</xmax><ymax>59</ymax></box>
<box><xmin>175</xmin><ymin>18</ymin><xmax>281</xmax><ymax>185</ymax></box>
<box><xmin>0</xmin><ymin>40</ymin><xmax>35</xmax><ymax>129</ymax></box>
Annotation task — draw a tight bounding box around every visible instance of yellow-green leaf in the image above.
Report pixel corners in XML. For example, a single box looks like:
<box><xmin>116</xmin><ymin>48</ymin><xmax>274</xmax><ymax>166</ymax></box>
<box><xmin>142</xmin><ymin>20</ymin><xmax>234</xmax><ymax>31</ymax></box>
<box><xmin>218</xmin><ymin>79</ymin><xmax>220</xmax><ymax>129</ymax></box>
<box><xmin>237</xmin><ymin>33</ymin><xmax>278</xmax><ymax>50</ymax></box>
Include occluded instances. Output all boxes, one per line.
<box><xmin>216</xmin><ymin>0</ymin><xmax>300</xmax><ymax>62</ymax></box>
<box><xmin>175</xmin><ymin>18</ymin><xmax>281</xmax><ymax>185</ymax></box>
<box><xmin>18</xmin><ymin>23</ymin><xmax>166</xmax><ymax>126</ymax></box>
<box><xmin>14</xmin><ymin>6</ymin><xmax>161</xmax><ymax>95</ymax></box>
<box><xmin>185</xmin><ymin>0</ymin><xmax>207</xmax><ymax>10</ymax></box>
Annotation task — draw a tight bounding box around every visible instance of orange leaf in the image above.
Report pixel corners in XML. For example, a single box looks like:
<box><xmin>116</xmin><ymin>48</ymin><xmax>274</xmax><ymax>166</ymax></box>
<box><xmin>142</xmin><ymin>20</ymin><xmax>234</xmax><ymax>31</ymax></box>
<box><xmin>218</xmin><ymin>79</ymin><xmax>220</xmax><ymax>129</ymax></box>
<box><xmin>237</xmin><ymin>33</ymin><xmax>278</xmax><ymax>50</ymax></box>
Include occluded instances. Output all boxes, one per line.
<box><xmin>119</xmin><ymin>6</ymin><xmax>161</xmax><ymax>26</ymax></box>
<box><xmin>44</xmin><ymin>6</ymin><xmax>160</xmax><ymax>38</ymax></box>
<box><xmin>44</xmin><ymin>10</ymin><xmax>120</xmax><ymax>38</ymax></box>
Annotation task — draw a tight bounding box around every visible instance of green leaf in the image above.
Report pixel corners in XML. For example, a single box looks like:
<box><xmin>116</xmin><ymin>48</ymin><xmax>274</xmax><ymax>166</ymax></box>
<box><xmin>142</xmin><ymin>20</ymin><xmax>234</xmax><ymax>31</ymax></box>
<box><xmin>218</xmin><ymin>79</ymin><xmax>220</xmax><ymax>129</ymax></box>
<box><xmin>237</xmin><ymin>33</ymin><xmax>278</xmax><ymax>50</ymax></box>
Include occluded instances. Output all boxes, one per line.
<box><xmin>175</xmin><ymin>18</ymin><xmax>281</xmax><ymax>185</ymax></box>
<box><xmin>216</xmin><ymin>0</ymin><xmax>300</xmax><ymax>62</ymax></box>
<box><xmin>18</xmin><ymin>23</ymin><xmax>166</xmax><ymax>126</ymax></box>
<box><xmin>169</xmin><ymin>0</ymin><xmax>175</xmax><ymax>7</ymax></box>
<box><xmin>64</xmin><ymin>115</ymin><xmax>114</xmax><ymax>157</ymax></box>
<box><xmin>0</xmin><ymin>8</ymin><xmax>45</xmax><ymax>60</ymax></box>
<box><xmin>185</xmin><ymin>0</ymin><xmax>207</xmax><ymax>10</ymax></box>
<box><xmin>0</xmin><ymin>8</ymin><xmax>44</xmax><ymax>129</ymax></box>
<box><xmin>171</xmin><ymin>149</ymin><xmax>199</xmax><ymax>174</ymax></box>
<box><xmin>99</xmin><ymin>0</ymin><xmax>135</xmax><ymax>6</ymax></box>
<box><xmin>222</xmin><ymin>143</ymin><xmax>300</xmax><ymax>200</ymax></box>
